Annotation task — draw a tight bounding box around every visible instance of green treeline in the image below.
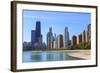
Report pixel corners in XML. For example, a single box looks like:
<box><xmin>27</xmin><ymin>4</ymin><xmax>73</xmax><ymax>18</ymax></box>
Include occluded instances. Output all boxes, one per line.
<box><xmin>67</xmin><ymin>42</ymin><xmax>91</xmax><ymax>50</ymax></box>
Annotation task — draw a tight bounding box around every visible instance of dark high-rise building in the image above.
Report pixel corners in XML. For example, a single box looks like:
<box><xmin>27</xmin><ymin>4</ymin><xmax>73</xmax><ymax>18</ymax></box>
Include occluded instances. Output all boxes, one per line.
<box><xmin>35</xmin><ymin>21</ymin><xmax>41</xmax><ymax>42</ymax></box>
<box><xmin>23</xmin><ymin>42</ymin><xmax>31</xmax><ymax>50</ymax></box>
<box><xmin>30</xmin><ymin>21</ymin><xmax>43</xmax><ymax>50</ymax></box>
<box><xmin>68</xmin><ymin>40</ymin><xmax>71</xmax><ymax>46</ymax></box>
<box><xmin>79</xmin><ymin>33</ymin><xmax>82</xmax><ymax>44</ymax></box>
<box><xmin>72</xmin><ymin>35</ymin><xmax>77</xmax><ymax>46</ymax></box>
<box><xmin>31</xmin><ymin>30</ymin><xmax>36</xmax><ymax>43</ymax></box>
<box><xmin>31</xmin><ymin>30</ymin><xmax>36</xmax><ymax>49</ymax></box>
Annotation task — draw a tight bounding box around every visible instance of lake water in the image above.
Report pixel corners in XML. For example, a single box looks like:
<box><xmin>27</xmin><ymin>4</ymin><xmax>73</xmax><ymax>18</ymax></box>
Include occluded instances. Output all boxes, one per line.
<box><xmin>23</xmin><ymin>51</ymin><xmax>82</xmax><ymax>63</ymax></box>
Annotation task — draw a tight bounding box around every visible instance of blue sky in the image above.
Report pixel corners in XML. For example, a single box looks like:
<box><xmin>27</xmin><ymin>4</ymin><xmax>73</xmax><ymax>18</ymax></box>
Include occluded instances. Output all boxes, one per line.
<box><xmin>23</xmin><ymin>10</ymin><xmax>91</xmax><ymax>43</ymax></box>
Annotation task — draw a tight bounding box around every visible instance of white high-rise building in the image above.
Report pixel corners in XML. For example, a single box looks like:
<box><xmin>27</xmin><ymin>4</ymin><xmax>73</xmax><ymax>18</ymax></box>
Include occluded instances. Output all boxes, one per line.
<box><xmin>64</xmin><ymin>27</ymin><xmax>69</xmax><ymax>48</ymax></box>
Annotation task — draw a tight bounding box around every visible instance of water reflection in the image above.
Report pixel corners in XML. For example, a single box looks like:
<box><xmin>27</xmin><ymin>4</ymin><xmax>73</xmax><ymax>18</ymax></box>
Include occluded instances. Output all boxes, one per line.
<box><xmin>23</xmin><ymin>51</ymin><xmax>81</xmax><ymax>63</ymax></box>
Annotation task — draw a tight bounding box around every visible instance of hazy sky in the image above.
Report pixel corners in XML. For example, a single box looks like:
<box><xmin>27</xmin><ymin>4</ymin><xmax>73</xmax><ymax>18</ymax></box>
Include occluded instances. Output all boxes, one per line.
<box><xmin>23</xmin><ymin>10</ymin><xmax>91</xmax><ymax>43</ymax></box>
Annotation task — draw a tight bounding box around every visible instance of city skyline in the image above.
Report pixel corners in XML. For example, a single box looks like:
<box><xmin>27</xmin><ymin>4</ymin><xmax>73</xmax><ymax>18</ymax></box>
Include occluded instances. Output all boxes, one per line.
<box><xmin>23</xmin><ymin>10</ymin><xmax>91</xmax><ymax>43</ymax></box>
<box><xmin>23</xmin><ymin>22</ymin><xmax>91</xmax><ymax>50</ymax></box>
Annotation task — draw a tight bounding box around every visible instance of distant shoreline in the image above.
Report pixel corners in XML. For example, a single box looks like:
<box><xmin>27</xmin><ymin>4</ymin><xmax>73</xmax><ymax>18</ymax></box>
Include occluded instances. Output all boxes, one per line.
<box><xmin>23</xmin><ymin>49</ymin><xmax>90</xmax><ymax>52</ymax></box>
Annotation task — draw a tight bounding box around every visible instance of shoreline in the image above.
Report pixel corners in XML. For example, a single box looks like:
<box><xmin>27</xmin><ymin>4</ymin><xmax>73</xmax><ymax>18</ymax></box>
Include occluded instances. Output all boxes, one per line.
<box><xmin>23</xmin><ymin>50</ymin><xmax>91</xmax><ymax>60</ymax></box>
<box><xmin>23</xmin><ymin>49</ymin><xmax>90</xmax><ymax>52</ymax></box>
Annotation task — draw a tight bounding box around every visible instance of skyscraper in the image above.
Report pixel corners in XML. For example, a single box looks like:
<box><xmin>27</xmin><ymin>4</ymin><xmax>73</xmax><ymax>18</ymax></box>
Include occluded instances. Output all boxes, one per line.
<box><xmin>30</xmin><ymin>21</ymin><xmax>44</xmax><ymax>50</ymax></box>
<box><xmin>82</xmin><ymin>30</ymin><xmax>86</xmax><ymax>43</ymax></box>
<box><xmin>38</xmin><ymin>35</ymin><xmax>43</xmax><ymax>44</ymax></box>
<box><xmin>31</xmin><ymin>30</ymin><xmax>36</xmax><ymax>49</ymax></box>
<box><xmin>47</xmin><ymin>27</ymin><xmax>53</xmax><ymax>49</ymax></box>
<box><xmin>77</xmin><ymin>33</ymin><xmax>82</xmax><ymax>45</ymax></box>
<box><xmin>35</xmin><ymin>21</ymin><xmax>41</xmax><ymax>43</ymax></box>
<box><xmin>79</xmin><ymin>33</ymin><xmax>82</xmax><ymax>44</ymax></box>
<box><xmin>55</xmin><ymin>36</ymin><xmax>58</xmax><ymax>48</ymax></box>
<box><xmin>64</xmin><ymin>27</ymin><xmax>69</xmax><ymax>48</ymax></box>
<box><xmin>87</xmin><ymin>24</ymin><xmax>91</xmax><ymax>43</ymax></box>
<box><xmin>53</xmin><ymin>34</ymin><xmax>56</xmax><ymax>48</ymax></box>
<box><xmin>77</xmin><ymin>35</ymin><xmax>79</xmax><ymax>45</ymax></box>
<box><xmin>85</xmin><ymin>30</ymin><xmax>88</xmax><ymax>43</ymax></box>
<box><xmin>72</xmin><ymin>35</ymin><xmax>77</xmax><ymax>46</ymax></box>
<box><xmin>58</xmin><ymin>34</ymin><xmax>63</xmax><ymax>48</ymax></box>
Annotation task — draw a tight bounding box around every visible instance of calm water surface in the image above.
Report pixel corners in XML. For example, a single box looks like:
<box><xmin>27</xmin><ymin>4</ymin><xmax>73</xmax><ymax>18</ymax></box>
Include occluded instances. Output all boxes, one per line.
<box><xmin>23</xmin><ymin>51</ymin><xmax>82</xmax><ymax>63</ymax></box>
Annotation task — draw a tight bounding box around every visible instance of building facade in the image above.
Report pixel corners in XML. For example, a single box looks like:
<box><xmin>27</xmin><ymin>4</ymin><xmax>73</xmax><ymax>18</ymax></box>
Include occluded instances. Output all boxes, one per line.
<box><xmin>82</xmin><ymin>30</ymin><xmax>86</xmax><ymax>43</ymax></box>
<box><xmin>30</xmin><ymin>21</ymin><xmax>44</xmax><ymax>50</ymax></box>
<box><xmin>77</xmin><ymin>33</ymin><xmax>82</xmax><ymax>44</ymax></box>
<box><xmin>47</xmin><ymin>27</ymin><xmax>53</xmax><ymax>49</ymax></box>
<box><xmin>63</xmin><ymin>27</ymin><xmax>69</xmax><ymax>48</ymax></box>
<box><xmin>72</xmin><ymin>35</ymin><xmax>77</xmax><ymax>46</ymax></box>
<box><xmin>87</xmin><ymin>24</ymin><xmax>91</xmax><ymax>43</ymax></box>
<box><xmin>57</xmin><ymin>34</ymin><xmax>63</xmax><ymax>48</ymax></box>
<box><xmin>31</xmin><ymin>30</ymin><xmax>36</xmax><ymax>49</ymax></box>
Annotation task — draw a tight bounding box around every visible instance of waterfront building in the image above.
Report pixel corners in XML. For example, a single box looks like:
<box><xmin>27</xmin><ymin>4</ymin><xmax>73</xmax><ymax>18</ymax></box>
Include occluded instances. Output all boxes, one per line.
<box><xmin>72</xmin><ymin>35</ymin><xmax>77</xmax><ymax>46</ymax></box>
<box><xmin>53</xmin><ymin>40</ymin><xmax>56</xmax><ymax>48</ymax></box>
<box><xmin>85</xmin><ymin>30</ymin><xmax>88</xmax><ymax>43</ymax></box>
<box><xmin>53</xmin><ymin>34</ymin><xmax>56</xmax><ymax>49</ymax></box>
<box><xmin>68</xmin><ymin>40</ymin><xmax>71</xmax><ymax>46</ymax></box>
<box><xmin>23</xmin><ymin>42</ymin><xmax>31</xmax><ymax>50</ymax></box>
<box><xmin>63</xmin><ymin>27</ymin><xmax>69</xmax><ymax>48</ymax></box>
<box><xmin>47</xmin><ymin>27</ymin><xmax>53</xmax><ymax>49</ymax></box>
<box><xmin>23</xmin><ymin>42</ymin><xmax>28</xmax><ymax>50</ymax></box>
<box><xmin>55</xmin><ymin>36</ymin><xmax>58</xmax><ymax>48</ymax></box>
<box><xmin>35</xmin><ymin>21</ymin><xmax>41</xmax><ymax>43</ymax></box>
<box><xmin>77</xmin><ymin>33</ymin><xmax>82</xmax><ymax>44</ymax></box>
<box><xmin>79</xmin><ymin>33</ymin><xmax>82</xmax><ymax>44</ymax></box>
<box><xmin>87</xmin><ymin>24</ymin><xmax>91</xmax><ymax>43</ymax></box>
<box><xmin>82</xmin><ymin>30</ymin><xmax>86</xmax><ymax>43</ymax></box>
<box><xmin>57</xmin><ymin>34</ymin><xmax>63</xmax><ymax>48</ymax></box>
<box><xmin>77</xmin><ymin>35</ymin><xmax>79</xmax><ymax>45</ymax></box>
<box><xmin>31</xmin><ymin>30</ymin><xmax>36</xmax><ymax>49</ymax></box>
<box><xmin>30</xmin><ymin>21</ymin><xmax>44</xmax><ymax>50</ymax></box>
<box><xmin>38</xmin><ymin>35</ymin><xmax>42</xmax><ymax>44</ymax></box>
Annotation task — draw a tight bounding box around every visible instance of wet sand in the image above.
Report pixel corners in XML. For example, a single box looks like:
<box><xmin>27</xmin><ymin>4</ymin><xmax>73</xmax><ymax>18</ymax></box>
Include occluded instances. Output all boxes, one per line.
<box><xmin>66</xmin><ymin>50</ymin><xmax>91</xmax><ymax>59</ymax></box>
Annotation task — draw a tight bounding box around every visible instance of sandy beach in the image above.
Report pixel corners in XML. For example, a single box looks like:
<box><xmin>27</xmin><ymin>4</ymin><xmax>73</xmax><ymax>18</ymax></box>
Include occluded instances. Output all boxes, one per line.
<box><xmin>66</xmin><ymin>50</ymin><xmax>91</xmax><ymax>59</ymax></box>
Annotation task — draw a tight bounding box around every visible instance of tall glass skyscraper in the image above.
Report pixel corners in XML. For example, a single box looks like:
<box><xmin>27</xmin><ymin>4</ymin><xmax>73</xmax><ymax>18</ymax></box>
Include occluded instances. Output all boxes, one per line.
<box><xmin>30</xmin><ymin>21</ymin><xmax>43</xmax><ymax>50</ymax></box>
<box><xmin>47</xmin><ymin>27</ymin><xmax>53</xmax><ymax>49</ymax></box>
<box><xmin>35</xmin><ymin>21</ymin><xmax>41</xmax><ymax>42</ymax></box>
<box><xmin>64</xmin><ymin>27</ymin><xmax>69</xmax><ymax>48</ymax></box>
